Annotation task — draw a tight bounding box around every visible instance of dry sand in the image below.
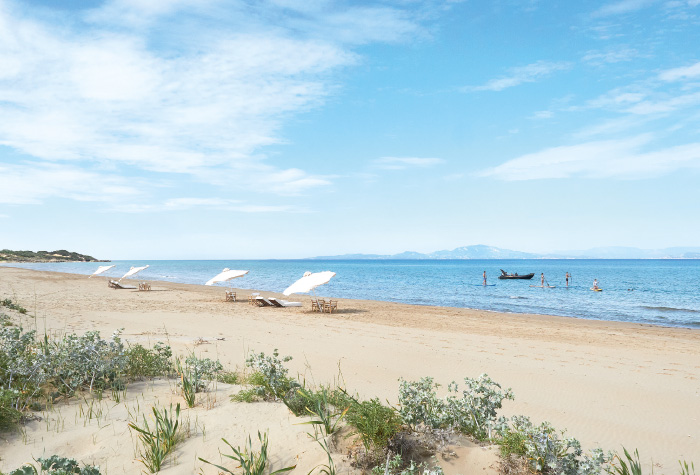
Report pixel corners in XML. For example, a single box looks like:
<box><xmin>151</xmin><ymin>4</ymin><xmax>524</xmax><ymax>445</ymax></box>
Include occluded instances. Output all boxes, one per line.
<box><xmin>0</xmin><ymin>266</ymin><xmax>698</xmax><ymax>473</ymax></box>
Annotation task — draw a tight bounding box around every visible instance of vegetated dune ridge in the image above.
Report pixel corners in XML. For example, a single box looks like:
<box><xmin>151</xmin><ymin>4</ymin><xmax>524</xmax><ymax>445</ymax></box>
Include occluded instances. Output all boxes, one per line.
<box><xmin>0</xmin><ymin>266</ymin><xmax>698</xmax><ymax>473</ymax></box>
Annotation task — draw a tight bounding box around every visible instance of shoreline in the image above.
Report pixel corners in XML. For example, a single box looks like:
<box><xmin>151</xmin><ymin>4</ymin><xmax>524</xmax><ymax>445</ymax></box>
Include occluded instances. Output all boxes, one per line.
<box><xmin>1</xmin><ymin>266</ymin><xmax>699</xmax><ymax>470</ymax></box>
<box><xmin>3</xmin><ymin>263</ymin><xmax>698</xmax><ymax>331</ymax></box>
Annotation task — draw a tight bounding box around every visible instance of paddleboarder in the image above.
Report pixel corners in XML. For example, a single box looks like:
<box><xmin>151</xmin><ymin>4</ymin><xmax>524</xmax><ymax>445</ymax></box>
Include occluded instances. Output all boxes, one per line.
<box><xmin>593</xmin><ymin>279</ymin><xmax>599</xmax><ymax>290</ymax></box>
<box><xmin>565</xmin><ymin>272</ymin><xmax>570</xmax><ymax>287</ymax></box>
<box><xmin>541</xmin><ymin>273</ymin><xmax>544</xmax><ymax>286</ymax></box>
<box><xmin>483</xmin><ymin>271</ymin><xmax>487</xmax><ymax>286</ymax></box>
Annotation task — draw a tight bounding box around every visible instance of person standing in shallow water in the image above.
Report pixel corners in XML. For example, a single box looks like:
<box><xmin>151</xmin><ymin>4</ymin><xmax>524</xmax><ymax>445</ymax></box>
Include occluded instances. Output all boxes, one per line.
<box><xmin>541</xmin><ymin>273</ymin><xmax>544</xmax><ymax>286</ymax></box>
<box><xmin>566</xmin><ymin>272</ymin><xmax>570</xmax><ymax>287</ymax></box>
<box><xmin>483</xmin><ymin>271</ymin><xmax>487</xmax><ymax>286</ymax></box>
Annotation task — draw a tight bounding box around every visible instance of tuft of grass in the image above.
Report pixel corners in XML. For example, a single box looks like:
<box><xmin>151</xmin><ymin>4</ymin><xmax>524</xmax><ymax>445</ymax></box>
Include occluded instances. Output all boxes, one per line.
<box><xmin>298</xmin><ymin>386</ymin><xmax>348</xmax><ymax>437</ymax></box>
<box><xmin>199</xmin><ymin>431</ymin><xmax>296</xmax><ymax>475</ymax></box>
<box><xmin>345</xmin><ymin>397</ymin><xmax>403</xmax><ymax>453</ymax></box>
<box><xmin>612</xmin><ymin>448</ymin><xmax>643</xmax><ymax>475</ymax></box>
<box><xmin>1</xmin><ymin>298</ymin><xmax>27</xmax><ymax>315</ymax></box>
<box><xmin>497</xmin><ymin>427</ymin><xmax>528</xmax><ymax>459</ymax></box>
<box><xmin>216</xmin><ymin>370</ymin><xmax>240</xmax><ymax>385</ymax></box>
<box><xmin>128</xmin><ymin>403</ymin><xmax>181</xmax><ymax>473</ymax></box>
<box><xmin>176</xmin><ymin>358</ymin><xmax>197</xmax><ymax>408</ymax></box>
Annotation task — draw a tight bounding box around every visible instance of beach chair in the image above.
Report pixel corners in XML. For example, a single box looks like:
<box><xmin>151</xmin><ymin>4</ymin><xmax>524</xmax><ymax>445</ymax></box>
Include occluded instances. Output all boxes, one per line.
<box><xmin>139</xmin><ymin>282</ymin><xmax>151</xmax><ymax>291</ymax></box>
<box><xmin>323</xmin><ymin>300</ymin><xmax>338</xmax><ymax>314</ymax></box>
<box><xmin>225</xmin><ymin>290</ymin><xmax>236</xmax><ymax>302</ymax></box>
<box><xmin>269</xmin><ymin>297</ymin><xmax>303</xmax><ymax>308</ymax></box>
<box><xmin>248</xmin><ymin>293</ymin><xmax>260</xmax><ymax>305</ymax></box>
<box><xmin>311</xmin><ymin>299</ymin><xmax>321</xmax><ymax>312</ymax></box>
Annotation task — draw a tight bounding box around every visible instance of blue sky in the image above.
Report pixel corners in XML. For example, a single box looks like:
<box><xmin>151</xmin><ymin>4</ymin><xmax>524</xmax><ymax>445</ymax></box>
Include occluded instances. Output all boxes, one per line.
<box><xmin>1</xmin><ymin>0</ymin><xmax>699</xmax><ymax>259</ymax></box>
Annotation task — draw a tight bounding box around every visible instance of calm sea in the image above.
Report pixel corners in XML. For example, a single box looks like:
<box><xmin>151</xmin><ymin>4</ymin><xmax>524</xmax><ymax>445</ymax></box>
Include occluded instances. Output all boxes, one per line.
<box><xmin>3</xmin><ymin>259</ymin><xmax>699</xmax><ymax>329</ymax></box>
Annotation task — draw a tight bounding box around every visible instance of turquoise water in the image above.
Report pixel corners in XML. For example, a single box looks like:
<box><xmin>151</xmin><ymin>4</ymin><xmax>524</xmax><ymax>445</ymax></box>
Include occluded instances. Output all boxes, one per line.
<box><xmin>3</xmin><ymin>259</ymin><xmax>699</xmax><ymax>328</ymax></box>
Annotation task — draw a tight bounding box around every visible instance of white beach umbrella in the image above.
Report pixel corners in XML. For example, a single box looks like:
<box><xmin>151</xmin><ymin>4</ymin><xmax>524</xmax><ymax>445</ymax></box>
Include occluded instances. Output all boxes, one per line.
<box><xmin>283</xmin><ymin>271</ymin><xmax>336</xmax><ymax>296</ymax></box>
<box><xmin>119</xmin><ymin>265</ymin><xmax>149</xmax><ymax>282</ymax></box>
<box><xmin>88</xmin><ymin>265</ymin><xmax>115</xmax><ymax>278</ymax></box>
<box><xmin>205</xmin><ymin>268</ymin><xmax>249</xmax><ymax>286</ymax></box>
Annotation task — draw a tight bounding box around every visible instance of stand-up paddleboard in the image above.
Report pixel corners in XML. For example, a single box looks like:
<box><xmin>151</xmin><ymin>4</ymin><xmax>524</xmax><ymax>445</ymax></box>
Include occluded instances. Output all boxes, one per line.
<box><xmin>591</xmin><ymin>288</ymin><xmax>603</xmax><ymax>292</ymax></box>
<box><xmin>530</xmin><ymin>285</ymin><xmax>556</xmax><ymax>288</ymax></box>
<box><xmin>475</xmin><ymin>284</ymin><xmax>496</xmax><ymax>286</ymax></box>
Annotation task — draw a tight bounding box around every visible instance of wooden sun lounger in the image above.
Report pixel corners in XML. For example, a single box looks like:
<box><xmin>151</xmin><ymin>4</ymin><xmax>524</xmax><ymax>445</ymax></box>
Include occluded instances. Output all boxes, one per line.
<box><xmin>108</xmin><ymin>280</ymin><xmax>137</xmax><ymax>290</ymax></box>
<box><xmin>268</xmin><ymin>297</ymin><xmax>302</xmax><ymax>308</ymax></box>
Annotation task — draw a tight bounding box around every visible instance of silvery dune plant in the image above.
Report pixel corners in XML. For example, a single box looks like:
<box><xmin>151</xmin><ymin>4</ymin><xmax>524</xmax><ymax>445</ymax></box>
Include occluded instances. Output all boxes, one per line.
<box><xmin>398</xmin><ymin>373</ymin><xmax>513</xmax><ymax>440</ymax></box>
<box><xmin>500</xmin><ymin>415</ymin><xmax>613</xmax><ymax>475</ymax></box>
<box><xmin>244</xmin><ymin>349</ymin><xmax>299</xmax><ymax>400</ymax></box>
<box><xmin>0</xmin><ymin>326</ymin><xmax>49</xmax><ymax>411</ymax></box>
<box><xmin>48</xmin><ymin>329</ymin><xmax>128</xmax><ymax>395</ymax></box>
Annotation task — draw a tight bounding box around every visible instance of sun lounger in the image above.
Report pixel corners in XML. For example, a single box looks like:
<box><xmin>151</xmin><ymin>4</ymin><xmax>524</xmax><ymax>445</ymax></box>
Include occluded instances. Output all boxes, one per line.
<box><xmin>254</xmin><ymin>296</ymin><xmax>274</xmax><ymax>307</ymax></box>
<box><xmin>268</xmin><ymin>297</ymin><xmax>302</xmax><ymax>308</ymax></box>
<box><xmin>225</xmin><ymin>290</ymin><xmax>236</xmax><ymax>302</ymax></box>
<box><xmin>108</xmin><ymin>280</ymin><xmax>137</xmax><ymax>290</ymax></box>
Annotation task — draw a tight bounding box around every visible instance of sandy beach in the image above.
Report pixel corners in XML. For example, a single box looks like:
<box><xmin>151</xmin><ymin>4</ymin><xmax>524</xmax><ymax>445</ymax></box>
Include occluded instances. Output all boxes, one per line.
<box><xmin>1</xmin><ymin>266</ymin><xmax>698</xmax><ymax>473</ymax></box>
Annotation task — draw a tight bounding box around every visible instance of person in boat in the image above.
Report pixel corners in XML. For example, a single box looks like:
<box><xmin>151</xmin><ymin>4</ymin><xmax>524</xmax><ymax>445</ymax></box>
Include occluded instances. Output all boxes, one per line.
<box><xmin>541</xmin><ymin>273</ymin><xmax>544</xmax><ymax>286</ymax></box>
<box><xmin>483</xmin><ymin>271</ymin><xmax>487</xmax><ymax>286</ymax></box>
<box><xmin>593</xmin><ymin>279</ymin><xmax>599</xmax><ymax>290</ymax></box>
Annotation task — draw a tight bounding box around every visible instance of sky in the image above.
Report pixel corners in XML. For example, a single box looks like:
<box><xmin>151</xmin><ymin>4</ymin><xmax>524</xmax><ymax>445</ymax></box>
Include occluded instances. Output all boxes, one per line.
<box><xmin>1</xmin><ymin>0</ymin><xmax>700</xmax><ymax>259</ymax></box>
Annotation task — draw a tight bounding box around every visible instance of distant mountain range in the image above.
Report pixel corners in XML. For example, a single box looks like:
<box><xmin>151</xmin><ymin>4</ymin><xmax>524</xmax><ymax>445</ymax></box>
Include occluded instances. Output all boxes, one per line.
<box><xmin>309</xmin><ymin>244</ymin><xmax>700</xmax><ymax>260</ymax></box>
<box><xmin>0</xmin><ymin>249</ymin><xmax>106</xmax><ymax>263</ymax></box>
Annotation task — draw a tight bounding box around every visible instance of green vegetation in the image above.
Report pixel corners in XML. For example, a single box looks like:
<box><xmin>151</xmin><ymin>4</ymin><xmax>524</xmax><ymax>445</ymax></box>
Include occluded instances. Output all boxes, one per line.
<box><xmin>199</xmin><ymin>431</ymin><xmax>296</xmax><ymax>475</ymax></box>
<box><xmin>345</xmin><ymin>397</ymin><xmax>402</xmax><ymax>452</ymax></box>
<box><xmin>7</xmin><ymin>455</ymin><xmax>101</xmax><ymax>475</ymax></box>
<box><xmin>0</xmin><ymin>249</ymin><xmax>101</xmax><ymax>263</ymax></box>
<box><xmin>128</xmin><ymin>403</ymin><xmax>181</xmax><ymax>473</ymax></box>
<box><xmin>1</xmin><ymin>299</ymin><xmax>27</xmax><ymax>314</ymax></box>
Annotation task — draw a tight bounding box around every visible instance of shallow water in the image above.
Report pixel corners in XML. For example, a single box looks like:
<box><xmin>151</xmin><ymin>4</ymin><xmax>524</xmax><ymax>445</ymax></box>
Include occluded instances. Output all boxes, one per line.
<box><xmin>4</xmin><ymin>259</ymin><xmax>699</xmax><ymax>328</ymax></box>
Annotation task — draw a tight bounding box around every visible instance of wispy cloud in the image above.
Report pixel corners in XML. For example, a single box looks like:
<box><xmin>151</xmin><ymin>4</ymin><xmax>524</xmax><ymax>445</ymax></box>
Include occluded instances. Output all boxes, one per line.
<box><xmin>0</xmin><ymin>0</ymin><xmax>424</xmax><ymax>206</ymax></box>
<box><xmin>592</xmin><ymin>0</ymin><xmax>660</xmax><ymax>17</ymax></box>
<box><xmin>658</xmin><ymin>61</ymin><xmax>700</xmax><ymax>82</ymax></box>
<box><xmin>582</xmin><ymin>47</ymin><xmax>642</xmax><ymax>65</ymax></box>
<box><xmin>480</xmin><ymin>135</ymin><xmax>700</xmax><ymax>180</ymax></box>
<box><xmin>0</xmin><ymin>162</ymin><xmax>142</xmax><ymax>205</ymax></box>
<box><xmin>373</xmin><ymin>157</ymin><xmax>445</xmax><ymax>170</ymax></box>
<box><xmin>466</xmin><ymin>61</ymin><xmax>572</xmax><ymax>92</ymax></box>
<box><xmin>111</xmin><ymin>198</ymin><xmax>302</xmax><ymax>213</ymax></box>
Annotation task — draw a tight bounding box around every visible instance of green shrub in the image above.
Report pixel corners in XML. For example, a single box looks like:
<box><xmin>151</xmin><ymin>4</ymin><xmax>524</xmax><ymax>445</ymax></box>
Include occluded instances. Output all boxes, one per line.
<box><xmin>398</xmin><ymin>374</ymin><xmax>513</xmax><ymax>440</ymax></box>
<box><xmin>0</xmin><ymin>388</ymin><xmax>23</xmax><ymax>429</ymax></box>
<box><xmin>241</xmin><ymin>350</ymin><xmax>300</xmax><ymax>402</ymax></box>
<box><xmin>499</xmin><ymin>416</ymin><xmax>612</xmax><ymax>475</ymax></box>
<box><xmin>125</xmin><ymin>342</ymin><xmax>172</xmax><ymax>379</ymax></box>
<box><xmin>8</xmin><ymin>455</ymin><xmax>101</xmax><ymax>474</ymax></box>
<box><xmin>345</xmin><ymin>398</ymin><xmax>402</xmax><ymax>452</ymax></box>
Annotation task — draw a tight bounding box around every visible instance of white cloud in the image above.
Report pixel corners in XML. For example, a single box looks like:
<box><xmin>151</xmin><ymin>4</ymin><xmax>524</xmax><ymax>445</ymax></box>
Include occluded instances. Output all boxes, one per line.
<box><xmin>625</xmin><ymin>91</ymin><xmax>700</xmax><ymax>115</ymax></box>
<box><xmin>0</xmin><ymin>0</ymin><xmax>424</xmax><ymax>206</ymax></box>
<box><xmin>592</xmin><ymin>0</ymin><xmax>660</xmax><ymax>17</ymax></box>
<box><xmin>467</xmin><ymin>61</ymin><xmax>572</xmax><ymax>92</ymax></box>
<box><xmin>111</xmin><ymin>197</ymin><xmax>302</xmax><ymax>213</ymax></box>
<box><xmin>373</xmin><ymin>157</ymin><xmax>445</xmax><ymax>170</ymax></box>
<box><xmin>658</xmin><ymin>61</ymin><xmax>700</xmax><ymax>81</ymax></box>
<box><xmin>480</xmin><ymin>135</ymin><xmax>700</xmax><ymax>180</ymax></box>
<box><xmin>0</xmin><ymin>163</ymin><xmax>142</xmax><ymax>205</ymax></box>
<box><xmin>530</xmin><ymin>110</ymin><xmax>554</xmax><ymax>120</ymax></box>
<box><xmin>582</xmin><ymin>47</ymin><xmax>642</xmax><ymax>64</ymax></box>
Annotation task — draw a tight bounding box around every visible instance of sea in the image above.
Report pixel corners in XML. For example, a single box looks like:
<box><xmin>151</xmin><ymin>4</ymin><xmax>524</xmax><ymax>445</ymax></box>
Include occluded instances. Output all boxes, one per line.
<box><xmin>3</xmin><ymin>259</ymin><xmax>699</xmax><ymax>329</ymax></box>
